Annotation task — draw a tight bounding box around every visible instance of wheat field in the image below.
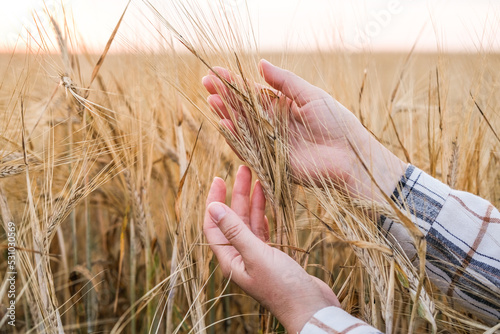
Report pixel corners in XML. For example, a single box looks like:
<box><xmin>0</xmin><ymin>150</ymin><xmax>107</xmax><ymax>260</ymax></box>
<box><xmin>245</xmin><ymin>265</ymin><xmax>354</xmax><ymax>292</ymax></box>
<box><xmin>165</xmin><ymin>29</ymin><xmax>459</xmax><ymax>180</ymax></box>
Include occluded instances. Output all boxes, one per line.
<box><xmin>0</xmin><ymin>2</ymin><xmax>499</xmax><ymax>333</ymax></box>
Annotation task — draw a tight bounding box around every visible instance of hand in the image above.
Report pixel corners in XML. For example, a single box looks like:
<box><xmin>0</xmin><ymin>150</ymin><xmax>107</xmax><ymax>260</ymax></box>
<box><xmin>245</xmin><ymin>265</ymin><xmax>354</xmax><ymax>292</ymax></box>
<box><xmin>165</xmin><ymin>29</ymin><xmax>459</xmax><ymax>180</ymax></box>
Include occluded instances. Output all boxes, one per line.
<box><xmin>202</xmin><ymin>59</ymin><xmax>407</xmax><ymax>200</ymax></box>
<box><xmin>204</xmin><ymin>165</ymin><xmax>340</xmax><ymax>333</ymax></box>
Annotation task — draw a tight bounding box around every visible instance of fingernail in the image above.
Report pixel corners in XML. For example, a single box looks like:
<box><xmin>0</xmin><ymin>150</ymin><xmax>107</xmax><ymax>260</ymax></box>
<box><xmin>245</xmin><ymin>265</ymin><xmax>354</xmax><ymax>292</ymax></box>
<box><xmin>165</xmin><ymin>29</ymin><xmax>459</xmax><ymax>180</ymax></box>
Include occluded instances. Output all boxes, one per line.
<box><xmin>208</xmin><ymin>203</ymin><xmax>227</xmax><ymax>222</ymax></box>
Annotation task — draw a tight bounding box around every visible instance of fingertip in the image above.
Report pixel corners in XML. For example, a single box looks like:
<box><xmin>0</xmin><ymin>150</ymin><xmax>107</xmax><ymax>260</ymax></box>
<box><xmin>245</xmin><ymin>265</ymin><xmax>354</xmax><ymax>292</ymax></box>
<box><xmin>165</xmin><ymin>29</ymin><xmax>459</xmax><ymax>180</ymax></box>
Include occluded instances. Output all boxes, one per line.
<box><xmin>212</xmin><ymin>66</ymin><xmax>232</xmax><ymax>81</ymax></box>
<box><xmin>259</xmin><ymin>58</ymin><xmax>272</xmax><ymax>68</ymax></box>
<box><xmin>202</xmin><ymin>75</ymin><xmax>212</xmax><ymax>87</ymax></box>
<box><xmin>255</xmin><ymin>179</ymin><xmax>265</xmax><ymax>194</ymax></box>
<box><xmin>251</xmin><ymin>179</ymin><xmax>266</xmax><ymax>208</ymax></box>
<box><xmin>207</xmin><ymin>94</ymin><xmax>221</xmax><ymax>109</ymax></box>
<box><xmin>254</xmin><ymin>180</ymin><xmax>264</xmax><ymax>199</ymax></box>
<box><xmin>258</xmin><ymin>59</ymin><xmax>282</xmax><ymax>90</ymax></box>
<box><xmin>211</xmin><ymin>177</ymin><xmax>226</xmax><ymax>195</ymax></box>
<box><xmin>212</xmin><ymin>176</ymin><xmax>225</xmax><ymax>186</ymax></box>
<box><xmin>237</xmin><ymin>164</ymin><xmax>251</xmax><ymax>176</ymax></box>
<box><xmin>207</xmin><ymin>177</ymin><xmax>226</xmax><ymax>205</ymax></box>
<box><xmin>202</xmin><ymin>75</ymin><xmax>220</xmax><ymax>95</ymax></box>
<box><xmin>258</xmin><ymin>59</ymin><xmax>271</xmax><ymax>77</ymax></box>
<box><xmin>209</xmin><ymin>66</ymin><xmax>225</xmax><ymax>75</ymax></box>
<box><xmin>258</xmin><ymin>60</ymin><xmax>265</xmax><ymax>76</ymax></box>
<box><xmin>208</xmin><ymin>94</ymin><xmax>233</xmax><ymax>120</ymax></box>
<box><xmin>234</xmin><ymin>165</ymin><xmax>252</xmax><ymax>199</ymax></box>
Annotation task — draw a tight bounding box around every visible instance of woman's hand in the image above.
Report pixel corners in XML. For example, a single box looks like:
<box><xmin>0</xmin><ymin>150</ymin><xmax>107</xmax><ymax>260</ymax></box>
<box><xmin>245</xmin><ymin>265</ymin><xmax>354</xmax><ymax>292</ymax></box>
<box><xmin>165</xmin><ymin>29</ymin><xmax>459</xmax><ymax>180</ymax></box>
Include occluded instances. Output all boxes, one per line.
<box><xmin>204</xmin><ymin>165</ymin><xmax>340</xmax><ymax>333</ymax></box>
<box><xmin>202</xmin><ymin>59</ymin><xmax>407</xmax><ymax>200</ymax></box>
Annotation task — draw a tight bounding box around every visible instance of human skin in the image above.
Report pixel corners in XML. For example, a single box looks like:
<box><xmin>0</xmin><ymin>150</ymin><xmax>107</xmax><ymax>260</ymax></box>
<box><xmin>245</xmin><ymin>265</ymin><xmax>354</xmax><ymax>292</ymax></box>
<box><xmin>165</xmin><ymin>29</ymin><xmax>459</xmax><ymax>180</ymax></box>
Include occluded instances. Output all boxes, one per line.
<box><xmin>202</xmin><ymin>59</ymin><xmax>407</xmax><ymax>200</ymax></box>
<box><xmin>204</xmin><ymin>166</ymin><xmax>340</xmax><ymax>333</ymax></box>
<box><xmin>202</xmin><ymin>60</ymin><xmax>407</xmax><ymax>332</ymax></box>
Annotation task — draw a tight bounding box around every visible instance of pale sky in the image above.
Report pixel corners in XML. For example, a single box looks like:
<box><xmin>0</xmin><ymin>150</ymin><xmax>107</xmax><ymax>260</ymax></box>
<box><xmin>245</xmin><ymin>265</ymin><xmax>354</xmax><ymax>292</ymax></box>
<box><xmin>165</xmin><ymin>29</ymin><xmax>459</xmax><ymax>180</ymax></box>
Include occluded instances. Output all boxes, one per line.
<box><xmin>2</xmin><ymin>0</ymin><xmax>500</xmax><ymax>53</ymax></box>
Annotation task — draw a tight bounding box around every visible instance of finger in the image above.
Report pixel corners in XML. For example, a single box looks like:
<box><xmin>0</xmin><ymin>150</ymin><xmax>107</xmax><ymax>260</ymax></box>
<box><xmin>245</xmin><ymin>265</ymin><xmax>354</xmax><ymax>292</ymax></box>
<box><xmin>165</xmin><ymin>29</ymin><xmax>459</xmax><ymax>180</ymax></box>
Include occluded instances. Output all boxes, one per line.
<box><xmin>212</xmin><ymin>66</ymin><xmax>282</xmax><ymax>113</ymax></box>
<box><xmin>206</xmin><ymin>177</ymin><xmax>226</xmax><ymax>206</ymax></box>
<box><xmin>220</xmin><ymin>119</ymin><xmax>237</xmax><ymax>136</ymax></box>
<box><xmin>204</xmin><ymin>179</ymin><xmax>241</xmax><ymax>270</ymax></box>
<box><xmin>203</xmin><ymin>202</ymin><xmax>240</xmax><ymax>277</ymax></box>
<box><xmin>202</xmin><ymin>74</ymin><xmax>243</xmax><ymax>112</ymax></box>
<box><xmin>259</xmin><ymin>59</ymin><xmax>328</xmax><ymax>107</ymax></box>
<box><xmin>211</xmin><ymin>66</ymin><xmax>278</xmax><ymax>95</ymax></box>
<box><xmin>207</xmin><ymin>94</ymin><xmax>231</xmax><ymax>119</ymax></box>
<box><xmin>202</xmin><ymin>74</ymin><xmax>229</xmax><ymax>95</ymax></box>
<box><xmin>211</xmin><ymin>66</ymin><xmax>239</xmax><ymax>83</ymax></box>
<box><xmin>207</xmin><ymin>202</ymin><xmax>265</xmax><ymax>263</ymax></box>
<box><xmin>231</xmin><ymin>165</ymin><xmax>252</xmax><ymax>228</ymax></box>
<box><xmin>217</xmin><ymin>119</ymin><xmax>246</xmax><ymax>161</ymax></box>
<box><xmin>250</xmin><ymin>180</ymin><xmax>269</xmax><ymax>241</ymax></box>
<box><xmin>204</xmin><ymin>178</ymin><xmax>229</xmax><ymax>246</ymax></box>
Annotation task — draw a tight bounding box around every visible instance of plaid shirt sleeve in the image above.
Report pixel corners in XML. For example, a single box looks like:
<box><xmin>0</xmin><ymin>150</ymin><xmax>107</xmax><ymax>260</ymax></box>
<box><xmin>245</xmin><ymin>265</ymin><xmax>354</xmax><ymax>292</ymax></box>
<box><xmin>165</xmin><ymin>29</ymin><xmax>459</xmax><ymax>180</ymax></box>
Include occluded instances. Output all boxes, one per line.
<box><xmin>302</xmin><ymin>165</ymin><xmax>500</xmax><ymax>333</ymax></box>
<box><xmin>379</xmin><ymin>165</ymin><xmax>500</xmax><ymax>323</ymax></box>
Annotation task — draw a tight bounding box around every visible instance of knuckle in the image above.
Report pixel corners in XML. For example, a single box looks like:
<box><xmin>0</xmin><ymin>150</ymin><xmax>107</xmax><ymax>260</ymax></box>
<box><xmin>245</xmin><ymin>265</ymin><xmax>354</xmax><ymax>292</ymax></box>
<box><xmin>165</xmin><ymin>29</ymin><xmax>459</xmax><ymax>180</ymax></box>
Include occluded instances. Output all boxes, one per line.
<box><xmin>222</xmin><ymin>221</ymin><xmax>244</xmax><ymax>242</ymax></box>
<box><xmin>232</xmin><ymin>188</ymin><xmax>247</xmax><ymax>198</ymax></box>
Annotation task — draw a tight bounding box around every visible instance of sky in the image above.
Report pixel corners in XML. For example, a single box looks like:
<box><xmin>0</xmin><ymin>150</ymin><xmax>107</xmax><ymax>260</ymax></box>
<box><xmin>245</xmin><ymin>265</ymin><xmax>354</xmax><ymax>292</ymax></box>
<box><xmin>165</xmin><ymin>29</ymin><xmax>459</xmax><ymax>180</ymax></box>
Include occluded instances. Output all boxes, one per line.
<box><xmin>2</xmin><ymin>0</ymin><xmax>500</xmax><ymax>53</ymax></box>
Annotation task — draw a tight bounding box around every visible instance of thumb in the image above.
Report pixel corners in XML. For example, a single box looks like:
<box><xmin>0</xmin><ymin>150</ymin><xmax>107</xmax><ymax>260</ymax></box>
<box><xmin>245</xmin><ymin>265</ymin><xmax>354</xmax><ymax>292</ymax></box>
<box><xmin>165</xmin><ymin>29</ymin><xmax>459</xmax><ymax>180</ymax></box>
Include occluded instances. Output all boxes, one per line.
<box><xmin>208</xmin><ymin>202</ymin><xmax>265</xmax><ymax>261</ymax></box>
<box><xmin>259</xmin><ymin>59</ymin><xmax>328</xmax><ymax>107</ymax></box>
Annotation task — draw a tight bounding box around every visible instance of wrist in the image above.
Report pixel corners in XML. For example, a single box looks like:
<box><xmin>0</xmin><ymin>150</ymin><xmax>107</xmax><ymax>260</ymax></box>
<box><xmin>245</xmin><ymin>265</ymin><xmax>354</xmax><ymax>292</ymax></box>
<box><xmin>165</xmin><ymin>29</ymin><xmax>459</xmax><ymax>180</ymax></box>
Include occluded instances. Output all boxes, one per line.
<box><xmin>265</xmin><ymin>274</ymin><xmax>339</xmax><ymax>333</ymax></box>
<box><xmin>349</xmin><ymin>128</ymin><xmax>407</xmax><ymax>202</ymax></box>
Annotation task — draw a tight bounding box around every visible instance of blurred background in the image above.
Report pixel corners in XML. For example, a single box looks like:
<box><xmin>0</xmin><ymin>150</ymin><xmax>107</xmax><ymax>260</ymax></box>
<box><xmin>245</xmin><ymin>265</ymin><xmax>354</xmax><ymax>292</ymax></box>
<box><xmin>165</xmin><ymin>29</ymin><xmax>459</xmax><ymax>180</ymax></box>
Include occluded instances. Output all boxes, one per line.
<box><xmin>2</xmin><ymin>0</ymin><xmax>500</xmax><ymax>53</ymax></box>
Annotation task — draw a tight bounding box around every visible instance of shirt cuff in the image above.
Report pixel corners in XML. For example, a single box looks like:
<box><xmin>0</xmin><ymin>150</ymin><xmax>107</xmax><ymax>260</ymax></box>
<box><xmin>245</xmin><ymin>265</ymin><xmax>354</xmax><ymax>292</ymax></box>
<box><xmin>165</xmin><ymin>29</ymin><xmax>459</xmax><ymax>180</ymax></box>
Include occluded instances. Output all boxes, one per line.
<box><xmin>378</xmin><ymin>164</ymin><xmax>451</xmax><ymax>257</ymax></box>
<box><xmin>301</xmin><ymin>307</ymin><xmax>382</xmax><ymax>334</ymax></box>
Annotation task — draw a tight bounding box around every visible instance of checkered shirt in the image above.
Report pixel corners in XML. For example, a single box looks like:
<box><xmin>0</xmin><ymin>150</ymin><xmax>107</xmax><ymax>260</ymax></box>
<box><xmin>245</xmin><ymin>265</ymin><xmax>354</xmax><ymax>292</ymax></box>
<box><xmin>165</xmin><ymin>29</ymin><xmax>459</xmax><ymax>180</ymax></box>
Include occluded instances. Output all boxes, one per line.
<box><xmin>302</xmin><ymin>165</ymin><xmax>500</xmax><ymax>333</ymax></box>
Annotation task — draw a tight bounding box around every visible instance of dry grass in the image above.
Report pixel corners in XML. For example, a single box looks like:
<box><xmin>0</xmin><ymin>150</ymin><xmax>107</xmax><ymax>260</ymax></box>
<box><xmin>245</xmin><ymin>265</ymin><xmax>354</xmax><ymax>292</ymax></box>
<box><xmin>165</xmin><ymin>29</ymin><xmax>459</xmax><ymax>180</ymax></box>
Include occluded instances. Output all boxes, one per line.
<box><xmin>0</xmin><ymin>1</ymin><xmax>499</xmax><ymax>333</ymax></box>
